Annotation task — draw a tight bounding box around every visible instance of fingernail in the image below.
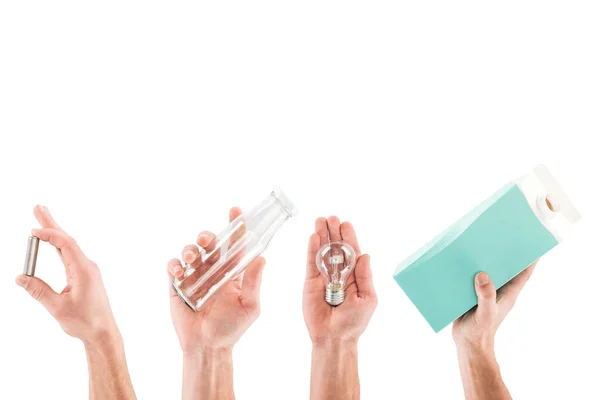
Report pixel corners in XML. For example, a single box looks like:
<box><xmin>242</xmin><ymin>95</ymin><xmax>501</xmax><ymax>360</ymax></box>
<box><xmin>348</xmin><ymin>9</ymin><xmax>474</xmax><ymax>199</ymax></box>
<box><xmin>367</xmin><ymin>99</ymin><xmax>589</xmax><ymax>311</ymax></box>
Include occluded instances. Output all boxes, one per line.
<box><xmin>183</xmin><ymin>250</ymin><xmax>194</xmax><ymax>260</ymax></box>
<box><xmin>16</xmin><ymin>275</ymin><xmax>29</xmax><ymax>288</ymax></box>
<box><xmin>31</xmin><ymin>228</ymin><xmax>40</xmax><ymax>236</ymax></box>
<box><xmin>173</xmin><ymin>266</ymin><xmax>183</xmax><ymax>275</ymax></box>
<box><xmin>476</xmin><ymin>273</ymin><xmax>490</xmax><ymax>286</ymax></box>
<box><xmin>198</xmin><ymin>234</ymin><xmax>208</xmax><ymax>245</ymax></box>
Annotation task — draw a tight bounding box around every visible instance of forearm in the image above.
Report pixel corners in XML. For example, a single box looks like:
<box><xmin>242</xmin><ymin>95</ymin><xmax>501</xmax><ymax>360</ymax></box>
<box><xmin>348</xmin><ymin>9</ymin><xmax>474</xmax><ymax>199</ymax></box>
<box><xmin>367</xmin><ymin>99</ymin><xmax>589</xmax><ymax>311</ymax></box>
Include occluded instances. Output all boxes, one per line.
<box><xmin>457</xmin><ymin>345</ymin><xmax>511</xmax><ymax>400</ymax></box>
<box><xmin>84</xmin><ymin>333</ymin><xmax>136</xmax><ymax>400</ymax></box>
<box><xmin>310</xmin><ymin>339</ymin><xmax>359</xmax><ymax>400</ymax></box>
<box><xmin>183</xmin><ymin>347</ymin><xmax>235</xmax><ymax>400</ymax></box>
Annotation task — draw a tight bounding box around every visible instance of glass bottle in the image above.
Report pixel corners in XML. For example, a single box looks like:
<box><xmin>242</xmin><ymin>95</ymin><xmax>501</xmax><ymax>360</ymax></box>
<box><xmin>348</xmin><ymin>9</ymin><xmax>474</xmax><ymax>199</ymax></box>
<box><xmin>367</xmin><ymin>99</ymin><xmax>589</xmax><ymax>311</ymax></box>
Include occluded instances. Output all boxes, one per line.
<box><xmin>172</xmin><ymin>189</ymin><xmax>297</xmax><ymax>311</ymax></box>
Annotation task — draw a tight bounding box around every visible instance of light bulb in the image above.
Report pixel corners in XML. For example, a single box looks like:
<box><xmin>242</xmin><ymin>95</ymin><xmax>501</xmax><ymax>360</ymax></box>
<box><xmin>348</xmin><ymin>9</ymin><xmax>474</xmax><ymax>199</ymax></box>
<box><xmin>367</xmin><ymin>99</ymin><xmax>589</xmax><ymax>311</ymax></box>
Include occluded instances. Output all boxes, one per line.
<box><xmin>316</xmin><ymin>241</ymin><xmax>357</xmax><ymax>306</ymax></box>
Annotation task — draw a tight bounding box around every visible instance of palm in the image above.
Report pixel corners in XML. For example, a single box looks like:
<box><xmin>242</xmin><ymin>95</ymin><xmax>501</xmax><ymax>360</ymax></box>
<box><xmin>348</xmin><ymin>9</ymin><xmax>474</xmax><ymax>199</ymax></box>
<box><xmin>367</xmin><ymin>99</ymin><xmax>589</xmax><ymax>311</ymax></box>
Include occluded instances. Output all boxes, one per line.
<box><xmin>170</xmin><ymin>276</ymin><xmax>255</xmax><ymax>351</ymax></box>
<box><xmin>303</xmin><ymin>216</ymin><xmax>377</xmax><ymax>343</ymax></box>
<box><xmin>304</xmin><ymin>272</ymin><xmax>371</xmax><ymax>341</ymax></box>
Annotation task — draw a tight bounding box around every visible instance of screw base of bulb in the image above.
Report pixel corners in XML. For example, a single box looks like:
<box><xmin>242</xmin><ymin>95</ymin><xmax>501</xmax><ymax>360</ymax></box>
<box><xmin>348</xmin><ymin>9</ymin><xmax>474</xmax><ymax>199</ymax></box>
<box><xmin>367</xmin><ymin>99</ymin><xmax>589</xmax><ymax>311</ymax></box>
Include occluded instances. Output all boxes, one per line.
<box><xmin>325</xmin><ymin>288</ymin><xmax>345</xmax><ymax>306</ymax></box>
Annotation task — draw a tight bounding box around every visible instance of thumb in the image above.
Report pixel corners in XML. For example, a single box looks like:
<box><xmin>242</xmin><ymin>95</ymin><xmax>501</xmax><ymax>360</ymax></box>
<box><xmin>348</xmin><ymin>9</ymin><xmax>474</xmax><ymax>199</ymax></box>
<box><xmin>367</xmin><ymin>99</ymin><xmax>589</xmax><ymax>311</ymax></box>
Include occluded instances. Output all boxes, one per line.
<box><xmin>16</xmin><ymin>275</ymin><xmax>61</xmax><ymax>315</ymax></box>
<box><xmin>474</xmin><ymin>272</ymin><xmax>496</xmax><ymax>322</ymax></box>
<box><xmin>241</xmin><ymin>256</ymin><xmax>266</xmax><ymax>309</ymax></box>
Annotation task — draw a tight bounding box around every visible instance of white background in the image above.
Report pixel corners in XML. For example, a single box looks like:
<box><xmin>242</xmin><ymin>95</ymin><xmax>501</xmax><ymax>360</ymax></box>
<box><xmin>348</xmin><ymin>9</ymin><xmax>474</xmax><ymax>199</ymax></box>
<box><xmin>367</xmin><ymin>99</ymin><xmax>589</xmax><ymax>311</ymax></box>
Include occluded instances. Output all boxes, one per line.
<box><xmin>1</xmin><ymin>1</ymin><xmax>599</xmax><ymax>399</ymax></box>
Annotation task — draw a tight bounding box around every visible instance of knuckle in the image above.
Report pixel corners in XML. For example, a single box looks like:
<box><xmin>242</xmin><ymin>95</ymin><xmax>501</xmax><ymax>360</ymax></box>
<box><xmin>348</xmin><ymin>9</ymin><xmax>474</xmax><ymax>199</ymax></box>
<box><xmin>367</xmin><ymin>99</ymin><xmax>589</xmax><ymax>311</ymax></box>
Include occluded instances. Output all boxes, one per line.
<box><xmin>29</xmin><ymin>285</ymin><xmax>45</xmax><ymax>301</ymax></box>
<box><xmin>479</xmin><ymin>292</ymin><xmax>495</xmax><ymax>301</ymax></box>
<box><xmin>64</xmin><ymin>236</ymin><xmax>76</xmax><ymax>248</ymax></box>
<box><xmin>247</xmin><ymin>303</ymin><xmax>260</xmax><ymax>319</ymax></box>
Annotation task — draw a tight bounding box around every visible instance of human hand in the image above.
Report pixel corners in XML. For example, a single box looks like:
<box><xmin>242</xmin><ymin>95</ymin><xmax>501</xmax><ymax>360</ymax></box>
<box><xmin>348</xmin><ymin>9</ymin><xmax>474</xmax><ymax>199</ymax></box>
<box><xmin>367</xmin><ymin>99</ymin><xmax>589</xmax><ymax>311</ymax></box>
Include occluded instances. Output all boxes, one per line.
<box><xmin>167</xmin><ymin>207</ymin><xmax>266</xmax><ymax>355</ymax></box>
<box><xmin>15</xmin><ymin>205</ymin><xmax>119</xmax><ymax>345</ymax></box>
<box><xmin>452</xmin><ymin>261</ymin><xmax>538</xmax><ymax>353</ymax></box>
<box><xmin>303</xmin><ymin>216</ymin><xmax>377</xmax><ymax>346</ymax></box>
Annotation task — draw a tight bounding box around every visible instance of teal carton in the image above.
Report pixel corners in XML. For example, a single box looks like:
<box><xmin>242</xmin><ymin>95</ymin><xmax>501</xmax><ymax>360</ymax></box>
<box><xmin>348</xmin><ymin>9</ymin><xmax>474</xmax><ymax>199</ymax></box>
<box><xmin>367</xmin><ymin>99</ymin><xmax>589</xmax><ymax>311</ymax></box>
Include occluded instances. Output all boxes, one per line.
<box><xmin>394</xmin><ymin>165</ymin><xmax>580</xmax><ymax>333</ymax></box>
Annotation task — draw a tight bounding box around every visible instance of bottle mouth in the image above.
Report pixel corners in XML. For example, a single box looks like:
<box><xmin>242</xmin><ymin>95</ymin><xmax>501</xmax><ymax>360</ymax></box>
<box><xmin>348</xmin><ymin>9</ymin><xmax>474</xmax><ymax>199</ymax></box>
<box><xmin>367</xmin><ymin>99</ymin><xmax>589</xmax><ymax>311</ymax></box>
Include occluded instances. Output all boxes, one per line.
<box><xmin>537</xmin><ymin>193</ymin><xmax>561</xmax><ymax>217</ymax></box>
<box><xmin>271</xmin><ymin>188</ymin><xmax>298</xmax><ymax>218</ymax></box>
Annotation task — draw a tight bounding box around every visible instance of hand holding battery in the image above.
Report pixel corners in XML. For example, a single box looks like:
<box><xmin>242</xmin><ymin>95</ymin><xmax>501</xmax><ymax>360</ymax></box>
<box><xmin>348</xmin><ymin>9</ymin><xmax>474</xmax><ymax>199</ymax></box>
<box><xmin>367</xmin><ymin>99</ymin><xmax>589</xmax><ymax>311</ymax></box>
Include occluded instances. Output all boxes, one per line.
<box><xmin>303</xmin><ymin>216</ymin><xmax>377</xmax><ymax>345</ymax></box>
<box><xmin>15</xmin><ymin>205</ymin><xmax>120</xmax><ymax>345</ymax></box>
<box><xmin>167</xmin><ymin>207</ymin><xmax>267</xmax><ymax>354</ymax></box>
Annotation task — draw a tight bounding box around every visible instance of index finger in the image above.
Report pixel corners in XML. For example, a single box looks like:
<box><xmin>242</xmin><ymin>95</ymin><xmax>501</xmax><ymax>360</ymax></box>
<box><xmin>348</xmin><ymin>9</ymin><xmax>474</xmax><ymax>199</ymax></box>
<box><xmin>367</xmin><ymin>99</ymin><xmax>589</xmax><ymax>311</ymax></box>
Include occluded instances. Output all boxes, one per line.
<box><xmin>34</xmin><ymin>205</ymin><xmax>64</xmax><ymax>231</ymax></box>
<box><xmin>31</xmin><ymin>228</ymin><xmax>86</xmax><ymax>266</ymax></box>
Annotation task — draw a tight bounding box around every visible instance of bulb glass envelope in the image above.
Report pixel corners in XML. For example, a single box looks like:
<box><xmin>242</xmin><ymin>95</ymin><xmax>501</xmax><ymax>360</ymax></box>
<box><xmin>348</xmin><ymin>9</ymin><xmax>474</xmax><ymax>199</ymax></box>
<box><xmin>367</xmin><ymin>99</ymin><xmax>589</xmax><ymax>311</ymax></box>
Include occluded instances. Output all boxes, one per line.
<box><xmin>316</xmin><ymin>241</ymin><xmax>357</xmax><ymax>306</ymax></box>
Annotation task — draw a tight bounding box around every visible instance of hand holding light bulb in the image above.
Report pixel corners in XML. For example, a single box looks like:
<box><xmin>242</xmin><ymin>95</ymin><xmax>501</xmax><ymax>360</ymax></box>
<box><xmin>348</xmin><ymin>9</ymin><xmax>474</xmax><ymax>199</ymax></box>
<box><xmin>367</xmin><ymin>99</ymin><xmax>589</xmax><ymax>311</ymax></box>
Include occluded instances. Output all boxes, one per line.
<box><xmin>304</xmin><ymin>216</ymin><xmax>377</xmax><ymax>400</ymax></box>
<box><xmin>304</xmin><ymin>216</ymin><xmax>377</xmax><ymax>343</ymax></box>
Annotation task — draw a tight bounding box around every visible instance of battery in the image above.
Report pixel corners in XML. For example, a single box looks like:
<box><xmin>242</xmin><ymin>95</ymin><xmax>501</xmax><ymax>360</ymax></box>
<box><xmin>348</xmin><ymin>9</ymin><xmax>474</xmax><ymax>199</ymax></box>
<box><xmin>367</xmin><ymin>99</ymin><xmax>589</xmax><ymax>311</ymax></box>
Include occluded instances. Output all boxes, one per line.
<box><xmin>24</xmin><ymin>236</ymin><xmax>40</xmax><ymax>276</ymax></box>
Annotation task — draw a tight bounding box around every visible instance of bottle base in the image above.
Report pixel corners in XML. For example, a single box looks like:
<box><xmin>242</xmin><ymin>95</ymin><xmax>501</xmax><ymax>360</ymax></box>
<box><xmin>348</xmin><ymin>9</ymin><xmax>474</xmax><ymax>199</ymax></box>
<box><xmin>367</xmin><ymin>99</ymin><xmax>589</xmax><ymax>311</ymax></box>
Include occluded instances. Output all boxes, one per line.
<box><xmin>172</xmin><ymin>280</ymin><xmax>198</xmax><ymax>312</ymax></box>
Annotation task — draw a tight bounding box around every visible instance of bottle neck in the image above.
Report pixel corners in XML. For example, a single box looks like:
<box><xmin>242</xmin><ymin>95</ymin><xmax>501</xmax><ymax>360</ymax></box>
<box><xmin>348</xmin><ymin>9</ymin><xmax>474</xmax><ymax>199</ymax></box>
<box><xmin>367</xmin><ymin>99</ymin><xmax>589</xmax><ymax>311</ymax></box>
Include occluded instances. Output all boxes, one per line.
<box><xmin>248</xmin><ymin>193</ymin><xmax>292</xmax><ymax>247</ymax></box>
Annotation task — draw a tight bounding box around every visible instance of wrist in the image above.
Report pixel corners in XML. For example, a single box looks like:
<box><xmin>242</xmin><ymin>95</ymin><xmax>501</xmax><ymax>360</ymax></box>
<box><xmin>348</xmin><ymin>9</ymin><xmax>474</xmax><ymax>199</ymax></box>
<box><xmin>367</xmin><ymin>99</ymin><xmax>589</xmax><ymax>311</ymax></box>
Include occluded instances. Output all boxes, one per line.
<box><xmin>183</xmin><ymin>346</ymin><xmax>233</xmax><ymax>364</ymax></box>
<box><xmin>312</xmin><ymin>337</ymin><xmax>358</xmax><ymax>351</ymax></box>
<box><xmin>312</xmin><ymin>338</ymin><xmax>358</xmax><ymax>363</ymax></box>
<box><xmin>82</xmin><ymin>327</ymin><xmax>123</xmax><ymax>351</ymax></box>
<box><xmin>455</xmin><ymin>337</ymin><xmax>496</xmax><ymax>360</ymax></box>
<box><xmin>182</xmin><ymin>346</ymin><xmax>235</xmax><ymax>400</ymax></box>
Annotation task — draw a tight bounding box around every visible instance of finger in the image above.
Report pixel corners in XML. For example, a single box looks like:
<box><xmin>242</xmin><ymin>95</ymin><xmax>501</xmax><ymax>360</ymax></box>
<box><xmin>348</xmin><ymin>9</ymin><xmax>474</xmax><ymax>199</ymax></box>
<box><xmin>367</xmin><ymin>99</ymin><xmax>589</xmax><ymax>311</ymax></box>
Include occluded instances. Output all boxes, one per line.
<box><xmin>241</xmin><ymin>256</ymin><xmax>266</xmax><ymax>309</ymax></box>
<box><xmin>33</xmin><ymin>206</ymin><xmax>67</xmax><ymax>261</ymax></box>
<box><xmin>182</xmin><ymin>245</ymin><xmax>200</xmax><ymax>265</ymax></box>
<box><xmin>474</xmin><ymin>272</ymin><xmax>497</xmax><ymax>322</ymax></box>
<box><xmin>499</xmin><ymin>261</ymin><xmax>537</xmax><ymax>298</ymax></box>
<box><xmin>326</xmin><ymin>216</ymin><xmax>342</xmax><ymax>243</ymax></box>
<box><xmin>229</xmin><ymin>206</ymin><xmax>243</xmax><ymax>222</ymax></box>
<box><xmin>194</xmin><ymin>231</ymin><xmax>219</xmax><ymax>265</ymax></box>
<box><xmin>340</xmin><ymin>221</ymin><xmax>361</xmax><ymax>256</ymax></box>
<box><xmin>315</xmin><ymin>217</ymin><xmax>329</xmax><ymax>247</ymax></box>
<box><xmin>33</xmin><ymin>205</ymin><xmax>63</xmax><ymax>231</ymax></box>
<box><xmin>31</xmin><ymin>228</ymin><xmax>86</xmax><ymax>266</ymax></box>
<box><xmin>168</xmin><ymin>258</ymin><xmax>184</xmax><ymax>279</ymax></box>
<box><xmin>498</xmin><ymin>261</ymin><xmax>537</xmax><ymax>312</ymax></box>
<box><xmin>306</xmin><ymin>233</ymin><xmax>321</xmax><ymax>279</ymax></box>
<box><xmin>16</xmin><ymin>275</ymin><xmax>61</xmax><ymax>315</ymax></box>
<box><xmin>354</xmin><ymin>254</ymin><xmax>376</xmax><ymax>297</ymax></box>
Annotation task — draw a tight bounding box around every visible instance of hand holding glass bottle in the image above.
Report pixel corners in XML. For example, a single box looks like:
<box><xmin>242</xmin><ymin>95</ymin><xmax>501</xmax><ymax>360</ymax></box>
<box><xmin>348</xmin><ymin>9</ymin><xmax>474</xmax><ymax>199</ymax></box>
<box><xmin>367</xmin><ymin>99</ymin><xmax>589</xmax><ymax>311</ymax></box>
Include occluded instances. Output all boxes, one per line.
<box><xmin>166</xmin><ymin>207</ymin><xmax>269</xmax><ymax>399</ymax></box>
<box><xmin>167</xmin><ymin>204</ymin><xmax>282</xmax><ymax>352</ymax></box>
